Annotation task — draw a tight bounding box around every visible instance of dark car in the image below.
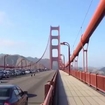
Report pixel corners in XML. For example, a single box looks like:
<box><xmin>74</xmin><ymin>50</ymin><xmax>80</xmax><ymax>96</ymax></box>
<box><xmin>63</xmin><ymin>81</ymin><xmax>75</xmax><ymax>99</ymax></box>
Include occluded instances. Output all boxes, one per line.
<box><xmin>0</xmin><ymin>71</ymin><xmax>3</xmax><ymax>79</ymax></box>
<box><xmin>0</xmin><ymin>84</ymin><xmax>28</xmax><ymax>105</ymax></box>
<box><xmin>3</xmin><ymin>71</ymin><xmax>10</xmax><ymax>78</ymax></box>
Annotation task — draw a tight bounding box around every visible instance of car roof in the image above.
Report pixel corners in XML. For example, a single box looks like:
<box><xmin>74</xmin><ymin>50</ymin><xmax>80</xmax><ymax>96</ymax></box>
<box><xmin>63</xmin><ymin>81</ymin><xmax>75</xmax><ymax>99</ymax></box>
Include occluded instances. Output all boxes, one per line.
<box><xmin>0</xmin><ymin>84</ymin><xmax>17</xmax><ymax>88</ymax></box>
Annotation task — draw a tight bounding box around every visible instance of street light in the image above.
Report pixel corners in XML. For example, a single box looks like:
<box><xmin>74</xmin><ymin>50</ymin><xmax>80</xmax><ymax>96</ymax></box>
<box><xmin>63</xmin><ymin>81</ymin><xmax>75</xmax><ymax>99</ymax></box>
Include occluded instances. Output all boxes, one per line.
<box><xmin>30</xmin><ymin>62</ymin><xmax>32</xmax><ymax>70</ymax></box>
<box><xmin>21</xmin><ymin>60</ymin><xmax>23</xmax><ymax>70</ymax></box>
<box><xmin>61</xmin><ymin>42</ymin><xmax>71</xmax><ymax>75</ymax></box>
<box><xmin>60</xmin><ymin>54</ymin><xmax>65</xmax><ymax>70</ymax></box>
<box><xmin>4</xmin><ymin>54</ymin><xmax>9</xmax><ymax>70</ymax></box>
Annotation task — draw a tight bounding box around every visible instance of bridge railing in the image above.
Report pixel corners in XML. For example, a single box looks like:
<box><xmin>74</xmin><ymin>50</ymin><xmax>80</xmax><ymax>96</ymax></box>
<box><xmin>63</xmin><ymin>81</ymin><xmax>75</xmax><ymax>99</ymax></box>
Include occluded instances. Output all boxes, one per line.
<box><xmin>41</xmin><ymin>71</ymin><xmax>58</xmax><ymax>105</ymax></box>
<box><xmin>63</xmin><ymin>69</ymin><xmax>105</xmax><ymax>93</ymax></box>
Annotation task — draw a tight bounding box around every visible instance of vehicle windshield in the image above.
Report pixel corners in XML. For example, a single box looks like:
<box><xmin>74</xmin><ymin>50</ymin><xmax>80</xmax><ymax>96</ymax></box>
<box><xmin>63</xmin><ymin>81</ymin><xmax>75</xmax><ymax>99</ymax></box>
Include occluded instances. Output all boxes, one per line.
<box><xmin>0</xmin><ymin>88</ymin><xmax>10</xmax><ymax>97</ymax></box>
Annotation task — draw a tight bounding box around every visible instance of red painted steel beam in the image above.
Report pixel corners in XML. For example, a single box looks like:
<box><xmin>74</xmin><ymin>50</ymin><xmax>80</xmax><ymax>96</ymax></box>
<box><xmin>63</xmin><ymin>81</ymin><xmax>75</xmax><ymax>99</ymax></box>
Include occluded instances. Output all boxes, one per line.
<box><xmin>66</xmin><ymin>0</ymin><xmax>105</xmax><ymax>66</ymax></box>
<box><xmin>0</xmin><ymin>65</ymin><xmax>15</xmax><ymax>68</ymax></box>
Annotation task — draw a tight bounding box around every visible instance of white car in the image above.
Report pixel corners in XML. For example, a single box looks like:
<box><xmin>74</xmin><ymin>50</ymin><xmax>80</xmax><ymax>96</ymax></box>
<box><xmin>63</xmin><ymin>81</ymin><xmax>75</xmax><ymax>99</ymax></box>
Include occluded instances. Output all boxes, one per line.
<box><xmin>25</xmin><ymin>70</ymin><xmax>30</xmax><ymax>74</ymax></box>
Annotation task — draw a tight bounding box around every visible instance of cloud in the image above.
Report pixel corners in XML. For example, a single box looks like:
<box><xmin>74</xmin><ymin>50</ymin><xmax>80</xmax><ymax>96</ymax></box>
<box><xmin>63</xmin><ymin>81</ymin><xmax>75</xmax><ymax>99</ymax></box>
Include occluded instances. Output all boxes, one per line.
<box><xmin>0</xmin><ymin>11</ymin><xmax>13</xmax><ymax>26</ymax></box>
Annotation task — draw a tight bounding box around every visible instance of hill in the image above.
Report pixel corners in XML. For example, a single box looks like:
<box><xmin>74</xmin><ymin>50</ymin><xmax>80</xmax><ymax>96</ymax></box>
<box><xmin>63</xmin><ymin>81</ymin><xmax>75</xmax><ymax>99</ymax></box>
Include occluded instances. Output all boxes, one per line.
<box><xmin>0</xmin><ymin>54</ymin><xmax>50</xmax><ymax>69</ymax></box>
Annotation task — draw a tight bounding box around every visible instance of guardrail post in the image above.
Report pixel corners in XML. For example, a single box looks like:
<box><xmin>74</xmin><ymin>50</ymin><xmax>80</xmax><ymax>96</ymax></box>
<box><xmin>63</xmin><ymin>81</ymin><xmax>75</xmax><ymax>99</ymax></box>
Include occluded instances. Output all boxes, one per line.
<box><xmin>50</xmin><ymin>81</ymin><xmax>54</xmax><ymax>86</ymax></box>
<box><xmin>45</xmin><ymin>81</ymin><xmax>51</xmax><ymax>99</ymax></box>
<box><xmin>96</xmin><ymin>73</ymin><xmax>98</xmax><ymax>90</ymax></box>
<box><xmin>42</xmin><ymin>72</ymin><xmax>57</xmax><ymax>105</ymax></box>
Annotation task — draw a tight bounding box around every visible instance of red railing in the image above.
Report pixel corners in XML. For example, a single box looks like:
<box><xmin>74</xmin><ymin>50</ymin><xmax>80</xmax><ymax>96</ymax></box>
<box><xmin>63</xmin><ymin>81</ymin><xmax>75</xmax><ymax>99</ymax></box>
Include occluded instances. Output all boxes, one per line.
<box><xmin>41</xmin><ymin>71</ymin><xmax>58</xmax><ymax>105</ymax></box>
<box><xmin>64</xmin><ymin>69</ymin><xmax>105</xmax><ymax>93</ymax></box>
<box><xmin>42</xmin><ymin>85</ymin><xmax>53</xmax><ymax>105</ymax></box>
<box><xmin>86</xmin><ymin>72</ymin><xmax>90</xmax><ymax>85</ymax></box>
<box><xmin>90</xmin><ymin>73</ymin><xmax>97</xmax><ymax>88</ymax></box>
<box><xmin>97</xmin><ymin>75</ymin><xmax>105</xmax><ymax>93</ymax></box>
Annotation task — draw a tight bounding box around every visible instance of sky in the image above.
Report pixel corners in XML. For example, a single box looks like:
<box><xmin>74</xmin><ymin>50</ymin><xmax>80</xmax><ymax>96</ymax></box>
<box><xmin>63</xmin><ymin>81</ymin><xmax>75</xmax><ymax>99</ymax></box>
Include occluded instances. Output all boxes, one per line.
<box><xmin>0</xmin><ymin>0</ymin><xmax>105</xmax><ymax>67</ymax></box>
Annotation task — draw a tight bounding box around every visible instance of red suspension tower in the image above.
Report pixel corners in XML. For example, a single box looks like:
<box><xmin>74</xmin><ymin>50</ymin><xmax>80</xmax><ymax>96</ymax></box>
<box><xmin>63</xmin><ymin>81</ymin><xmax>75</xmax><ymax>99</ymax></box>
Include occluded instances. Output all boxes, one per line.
<box><xmin>50</xmin><ymin>26</ymin><xmax>60</xmax><ymax>69</ymax></box>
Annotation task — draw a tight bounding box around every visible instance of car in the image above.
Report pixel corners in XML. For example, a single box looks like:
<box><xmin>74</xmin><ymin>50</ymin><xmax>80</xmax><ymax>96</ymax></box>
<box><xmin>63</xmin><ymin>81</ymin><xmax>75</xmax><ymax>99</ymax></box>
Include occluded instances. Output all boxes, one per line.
<box><xmin>3</xmin><ymin>71</ymin><xmax>11</xmax><ymax>78</ymax></box>
<box><xmin>25</xmin><ymin>70</ymin><xmax>30</xmax><ymax>74</ymax></box>
<box><xmin>0</xmin><ymin>84</ymin><xmax>28</xmax><ymax>105</ymax></box>
<box><xmin>0</xmin><ymin>71</ymin><xmax>3</xmax><ymax>79</ymax></box>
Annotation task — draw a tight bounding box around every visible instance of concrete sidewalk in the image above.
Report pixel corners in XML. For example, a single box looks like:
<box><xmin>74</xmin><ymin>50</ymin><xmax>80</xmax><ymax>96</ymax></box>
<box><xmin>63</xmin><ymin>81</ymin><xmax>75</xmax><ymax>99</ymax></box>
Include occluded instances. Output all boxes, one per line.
<box><xmin>57</xmin><ymin>70</ymin><xmax>105</xmax><ymax>105</ymax></box>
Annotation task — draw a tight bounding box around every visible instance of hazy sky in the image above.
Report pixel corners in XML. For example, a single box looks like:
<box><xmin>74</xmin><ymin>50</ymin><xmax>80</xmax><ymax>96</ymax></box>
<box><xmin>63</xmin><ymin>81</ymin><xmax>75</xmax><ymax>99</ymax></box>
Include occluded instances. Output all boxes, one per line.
<box><xmin>0</xmin><ymin>0</ymin><xmax>105</xmax><ymax>67</ymax></box>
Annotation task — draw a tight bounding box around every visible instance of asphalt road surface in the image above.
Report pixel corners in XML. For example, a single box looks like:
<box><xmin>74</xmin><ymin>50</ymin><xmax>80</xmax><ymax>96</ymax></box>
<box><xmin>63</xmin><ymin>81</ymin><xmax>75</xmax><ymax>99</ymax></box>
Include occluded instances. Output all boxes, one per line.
<box><xmin>0</xmin><ymin>70</ymin><xmax>56</xmax><ymax>105</ymax></box>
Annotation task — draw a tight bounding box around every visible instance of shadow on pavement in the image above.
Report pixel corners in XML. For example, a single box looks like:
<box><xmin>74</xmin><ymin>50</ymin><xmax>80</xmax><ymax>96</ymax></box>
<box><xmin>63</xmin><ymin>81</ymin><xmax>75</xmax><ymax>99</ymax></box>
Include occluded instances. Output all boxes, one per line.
<box><xmin>58</xmin><ymin>72</ymin><xmax>69</xmax><ymax>105</ymax></box>
<box><xmin>28</xmin><ymin>93</ymin><xmax>37</xmax><ymax>98</ymax></box>
<box><xmin>53</xmin><ymin>71</ymin><xmax>69</xmax><ymax>105</ymax></box>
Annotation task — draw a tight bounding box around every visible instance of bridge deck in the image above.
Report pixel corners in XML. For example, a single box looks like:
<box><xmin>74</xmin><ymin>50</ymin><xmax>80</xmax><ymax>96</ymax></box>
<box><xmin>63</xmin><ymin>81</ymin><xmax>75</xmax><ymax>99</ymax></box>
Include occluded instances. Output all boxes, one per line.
<box><xmin>58</xmin><ymin>70</ymin><xmax>105</xmax><ymax>105</ymax></box>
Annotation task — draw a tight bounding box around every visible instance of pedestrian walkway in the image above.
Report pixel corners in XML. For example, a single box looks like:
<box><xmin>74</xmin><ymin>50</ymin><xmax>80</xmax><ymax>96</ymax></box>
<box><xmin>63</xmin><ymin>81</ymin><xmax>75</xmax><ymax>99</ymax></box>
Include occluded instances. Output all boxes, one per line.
<box><xmin>58</xmin><ymin>70</ymin><xmax>105</xmax><ymax>105</ymax></box>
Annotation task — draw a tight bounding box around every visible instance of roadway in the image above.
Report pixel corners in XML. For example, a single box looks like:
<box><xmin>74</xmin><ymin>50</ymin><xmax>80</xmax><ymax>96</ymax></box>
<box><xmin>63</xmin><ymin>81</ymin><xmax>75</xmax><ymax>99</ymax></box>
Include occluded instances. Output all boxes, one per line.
<box><xmin>0</xmin><ymin>70</ymin><xmax>56</xmax><ymax>105</ymax></box>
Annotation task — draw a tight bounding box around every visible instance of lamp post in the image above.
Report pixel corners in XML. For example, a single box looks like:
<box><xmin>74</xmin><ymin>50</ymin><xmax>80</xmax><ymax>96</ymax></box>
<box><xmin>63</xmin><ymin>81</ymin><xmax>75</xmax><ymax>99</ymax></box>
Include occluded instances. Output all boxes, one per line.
<box><xmin>4</xmin><ymin>54</ymin><xmax>9</xmax><ymax>70</ymax></box>
<box><xmin>30</xmin><ymin>63</ymin><xmax>31</xmax><ymax>70</ymax></box>
<box><xmin>61</xmin><ymin>42</ymin><xmax>71</xmax><ymax>75</ymax></box>
<box><xmin>21</xmin><ymin>60</ymin><xmax>22</xmax><ymax>69</ymax></box>
<box><xmin>60</xmin><ymin>54</ymin><xmax>65</xmax><ymax>70</ymax></box>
